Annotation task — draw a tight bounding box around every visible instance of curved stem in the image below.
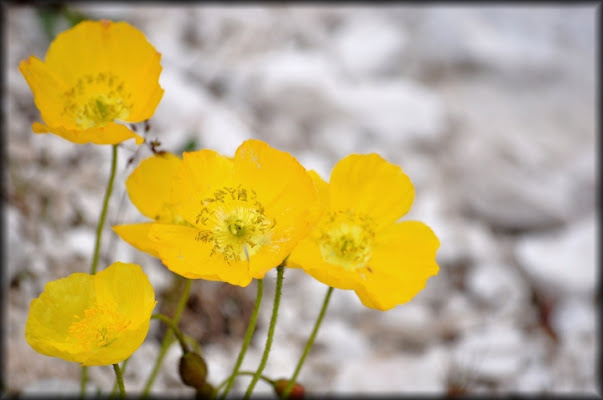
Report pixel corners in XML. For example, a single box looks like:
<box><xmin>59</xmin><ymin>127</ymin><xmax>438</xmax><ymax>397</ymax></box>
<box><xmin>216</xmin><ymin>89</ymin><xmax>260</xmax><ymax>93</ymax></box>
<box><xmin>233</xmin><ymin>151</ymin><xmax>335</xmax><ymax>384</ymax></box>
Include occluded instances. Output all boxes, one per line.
<box><xmin>282</xmin><ymin>286</ymin><xmax>333</xmax><ymax>399</ymax></box>
<box><xmin>219</xmin><ymin>279</ymin><xmax>264</xmax><ymax>399</ymax></box>
<box><xmin>142</xmin><ymin>278</ymin><xmax>192</xmax><ymax>398</ymax></box>
<box><xmin>81</xmin><ymin>144</ymin><xmax>119</xmax><ymax>398</ymax></box>
<box><xmin>244</xmin><ymin>266</ymin><xmax>284</xmax><ymax>399</ymax></box>
<box><xmin>152</xmin><ymin>313</ymin><xmax>189</xmax><ymax>353</ymax></box>
<box><xmin>90</xmin><ymin>144</ymin><xmax>118</xmax><ymax>275</ymax></box>
<box><xmin>215</xmin><ymin>370</ymin><xmax>274</xmax><ymax>394</ymax></box>
<box><xmin>112</xmin><ymin>363</ymin><xmax>126</xmax><ymax>399</ymax></box>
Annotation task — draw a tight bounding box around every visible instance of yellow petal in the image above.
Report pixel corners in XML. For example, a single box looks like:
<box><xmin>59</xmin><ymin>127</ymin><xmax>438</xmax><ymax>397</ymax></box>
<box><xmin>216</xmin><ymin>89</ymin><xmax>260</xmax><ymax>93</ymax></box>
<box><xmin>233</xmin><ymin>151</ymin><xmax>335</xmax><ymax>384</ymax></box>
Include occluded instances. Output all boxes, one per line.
<box><xmin>31</xmin><ymin>122</ymin><xmax>143</xmax><ymax>145</ymax></box>
<box><xmin>171</xmin><ymin>150</ymin><xmax>234</xmax><ymax>227</ymax></box>
<box><xmin>112</xmin><ymin>223</ymin><xmax>159</xmax><ymax>258</ymax></box>
<box><xmin>125</xmin><ymin>153</ymin><xmax>182</xmax><ymax>221</ymax></box>
<box><xmin>329</xmin><ymin>153</ymin><xmax>414</xmax><ymax>230</ymax></box>
<box><xmin>19</xmin><ymin>56</ymin><xmax>69</xmax><ymax>127</ymax></box>
<box><xmin>234</xmin><ymin>139</ymin><xmax>322</xmax><ymax>246</ymax></box>
<box><xmin>148</xmin><ymin>224</ymin><xmax>252</xmax><ymax>286</ymax></box>
<box><xmin>94</xmin><ymin>262</ymin><xmax>156</xmax><ymax>327</ymax></box>
<box><xmin>81</xmin><ymin>318</ymin><xmax>151</xmax><ymax>366</ymax></box>
<box><xmin>25</xmin><ymin>273</ymin><xmax>96</xmax><ymax>363</ymax></box>
<box><xmin>354</xmin><ymin>221</ymin><xmax>440</xmax><ymax>311</ymax></box>
<box><xmin>44</xmin><ymin>20</ymin><xmax>163</xmax><ymax>122</ymax></box>
<box><xmin>287</xmin><ymin>238</ymin><xmax>361</xmax><ymax>290</ymax></box>
<box><xmin>308</xmin><ymin>169</ymin><xmax>329</xmax><ymax>206</ymax></box>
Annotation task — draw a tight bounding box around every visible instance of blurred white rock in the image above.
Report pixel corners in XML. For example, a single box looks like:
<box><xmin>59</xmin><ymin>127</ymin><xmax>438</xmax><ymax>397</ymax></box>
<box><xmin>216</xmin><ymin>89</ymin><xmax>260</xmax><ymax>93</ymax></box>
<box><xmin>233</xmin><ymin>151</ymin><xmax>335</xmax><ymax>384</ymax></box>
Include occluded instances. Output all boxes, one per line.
<box><xmin>372</xmin><ymin>301</ymin><xmax>436</xmax><ymax>347</ymax></box>
<box><xmin>334</xmin><ymin>79</ymin><xmax>446</xmax><ymax>147</ymax></box>
<box><xmin>452</xmin><ymin>322</ymin><xmax>525</xmax><ymax>381</ymax></box>
<box><xmin>200</xmin><ymin>107</ymin><xmax>254</xmax><ymax>156</ymax></box>
<box><xmin>151</xmin><ymin>69</ymin><xmax>214</xmax><ymax>151</ymax></box>
<box><xmin>331</xmin><ymin>15</ymin><xmax>405</xmax><ymax>78</ymax></box>
<box><xmin>466</xmin><ymin>261</ymin><xmax>529</xmax><ymax>315</ymax></box>
<box><xmin>333</xmin><ymin>346</ymin><xmax>449</xmax><ymax>393</ymax></box>
<box><xmin>64</xmin><ymin>227</ymin><xmax>95</xmax><ymax>258</ymax></box>
<box><xmin>550</xmin><ymin>296</ymin><xmax>596</xmax><ymax>344</ymax></box>
<box><xmin>515</xmin><ymin>216</ymin><xmax>596</xmax><ymax>297</ymax></box>
<box><xmin>20</xmin><ymin>379</ymin><xmax>99</xmax><ymax>398</ymax></box>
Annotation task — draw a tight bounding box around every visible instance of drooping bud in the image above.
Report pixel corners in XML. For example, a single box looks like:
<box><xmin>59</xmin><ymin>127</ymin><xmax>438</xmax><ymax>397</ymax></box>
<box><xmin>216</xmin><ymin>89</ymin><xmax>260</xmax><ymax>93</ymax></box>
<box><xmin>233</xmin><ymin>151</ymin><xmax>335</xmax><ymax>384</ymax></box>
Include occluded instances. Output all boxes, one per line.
<box><xmin>195</xmin><ymin>381</ymin><xmax>216</xmax><ymax>399</ymax></box>
<box><xmin>179</xmin><ymin>351</ymin><xmax>208</xmax><ymax>391</ymax></box>
<box><xmin>273</xmin><ymin>378</ymin><xmax>305</xmax><ymax>399</ymax></box>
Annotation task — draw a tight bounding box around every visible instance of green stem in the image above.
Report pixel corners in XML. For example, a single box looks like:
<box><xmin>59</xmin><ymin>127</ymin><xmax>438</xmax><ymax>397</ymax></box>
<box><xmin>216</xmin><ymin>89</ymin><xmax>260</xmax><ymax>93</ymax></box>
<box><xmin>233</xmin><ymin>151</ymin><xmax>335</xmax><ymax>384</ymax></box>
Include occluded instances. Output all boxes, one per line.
<box><xmin>110</xmin><ymin>358</ymin><xmax>130</xmax><ymax>397</ymax></box>
<box><xmin>141</xmin><ymin>278</ymin><xmax>191</xmax><ymax>398</ymax></box>
<box><xmin>282</xmin><ymin>286</ymin><xmax>333</xmax><ymax>399</ymax></box>
<box><xmin>215</xmin><ymin>371</ymin><xmax>274</xmax><ymax>394</ymax></box>
<box><xmin>79</xmin><ymin>366</ymin><xmax>87</xmax><ymax>399</ymax></box>
<box><xmin>244</xmin><ymin>266</ymin><xmax>284</xmax><ymax>399</ymax></box>
<box><xmin>112</xmin><ymin>363</ymin><xmax>126</xmax><ymax>399</ymax></box>
<box><xmin>90</xmin><ymin>144</ymin><xmax>118</xmax><ymax>275</ymax></box>
<box><xmin>152</xmin><ymin>313</ymin><xmax>189</xmax><ymax>353</ymax></box>
<box><xmin>219</xmin><ymin>279</ymin><xmax>264</xmax><ymax>399</ymax></box>
<box><xmin>81</xmin><ymin>144</ymin><xmax>118</xmax><ymax>398</ymax></box>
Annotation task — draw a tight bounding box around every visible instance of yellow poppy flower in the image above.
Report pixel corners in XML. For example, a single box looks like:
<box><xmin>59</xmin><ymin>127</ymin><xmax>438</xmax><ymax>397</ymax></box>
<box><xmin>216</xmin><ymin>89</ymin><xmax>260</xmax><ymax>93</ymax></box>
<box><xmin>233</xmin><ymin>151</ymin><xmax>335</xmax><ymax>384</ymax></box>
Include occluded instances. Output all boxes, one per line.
<box><xmin>25</xmin><ymin>262</ymin><xmax>156</xmax><ymax>366</ymax></box>
<box><xmin>286</xmin><ymin>154</ymin><xmax>440</xmax><ymax>311</ymax></box>
<box><xmin>19</xmin><ymin>20</ymin><xmax>163</xmax><ymax>145</ymax></box>
<box><xmin>113</xmin><ymin>139</ymin><xmax>321</xmax><ymax>287</ymax></box>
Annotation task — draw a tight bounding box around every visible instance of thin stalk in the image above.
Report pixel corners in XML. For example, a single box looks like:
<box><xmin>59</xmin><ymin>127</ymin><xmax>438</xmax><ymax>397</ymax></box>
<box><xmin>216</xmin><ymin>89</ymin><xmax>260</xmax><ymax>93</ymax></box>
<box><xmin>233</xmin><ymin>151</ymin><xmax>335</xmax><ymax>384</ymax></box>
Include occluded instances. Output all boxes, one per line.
<box><xmin>110</xmin><ymin>358</ymin><xmax>130</xmax><ymax>398</ymax></box>
<box><xmin>90</xmin><ymin>144</ymin><xmax>118</xmax><ymax>275</ymax></box>
<box><xmin>112</xmin><ymin>363</ymin><xmax>126</xmax><ymax>399</ymax></box>
<box><xmin>244</xmin><ymin>266</ymin><xmax>284</xmax><ymax>399</ymax></box>
<box><xmin>282</xmin><ymin>286</ymin><xmax>333</xmax><ymax>399</ymax></box>
<box><xmin>141</xmin><ymin>278</ymin><xmax>192</xmax><ymax>398</ymax></box>
<box><xmin>215</xmin><ymin>370</ymin><xmax>274</xmax><ymax>394</ymax></box>
<box><xmin>152</xmin><ymin>313</ymin><xmax>189</xmax><ymax>353</ymax></box>
<box><xmin>81</xmin><ymin>144</ymin><xmax>118</xmax><ymax>398</ymax></box>
<box><xmin>219</xmin><ymin>279</ymin><xmax>264</xmax><ymax>399</ymax></box>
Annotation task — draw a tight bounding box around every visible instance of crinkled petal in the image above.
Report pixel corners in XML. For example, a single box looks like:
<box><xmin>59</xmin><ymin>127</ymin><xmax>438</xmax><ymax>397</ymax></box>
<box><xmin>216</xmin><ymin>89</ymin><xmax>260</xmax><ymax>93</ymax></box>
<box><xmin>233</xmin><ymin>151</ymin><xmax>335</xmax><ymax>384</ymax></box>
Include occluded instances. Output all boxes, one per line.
<box><xmin>25</xmin><ymin>273</ymin><xmax>96</xmax><ymax>362</ymax></box>
<box><xmin>19</xmin><ymin>56</ymin><xmax>69</xmax><ymax>127</ymax></box>
<box><xmin>94</xmin><ymin>262</ymin><xmax>156</xmax><ymax>326</ymax></box>
<box><xmin>112</xmin><ymin>223</ymin><xmax>159</xmax><ymax>258</ymax></box>
<box><xmin>149</xmin><ymin>224</ymin><xmax>251</xmax><ymax>286</ymax></box>
<box><xmin>329</xmin><ymin>153</ymin><xmax>414</xmax><ymax>231</ymax></box>
<box><xmin>354</xmin><ymin>221</ymin><xmax>440</xmax><ymax>311</ymax></box>
<box><xmin>125</xmin><ymin>153</ymin><xmax>181</xmax><ymax>220</ymax></box>
<box><xmin>172</xmin><ymin>150</ymin><xmax>235</xmax><ymax>228</ymax></box>
<box><xmin>32</xmin><ymin>121</ymin><xmax>143</xmax><ymax>145</ymax></box>
<box><xmin>234</xmin><ymin>139</ymin><xmax>321</xmax><ymax>251</ymax></box>
<box><xmin>287</xmin><ymin>238</ymin><xmax>361</xmax><ymax>290</ymax></box>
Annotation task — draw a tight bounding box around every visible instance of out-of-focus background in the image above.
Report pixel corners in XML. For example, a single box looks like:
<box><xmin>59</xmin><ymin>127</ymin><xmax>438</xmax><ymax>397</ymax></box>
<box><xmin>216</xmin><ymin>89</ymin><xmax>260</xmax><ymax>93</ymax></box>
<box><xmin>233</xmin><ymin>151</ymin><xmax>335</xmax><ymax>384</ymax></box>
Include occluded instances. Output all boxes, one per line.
<box><xmin>3</xmin><ymin>4</ymin><xmax>599</xmax><ymax>397</ymax></box>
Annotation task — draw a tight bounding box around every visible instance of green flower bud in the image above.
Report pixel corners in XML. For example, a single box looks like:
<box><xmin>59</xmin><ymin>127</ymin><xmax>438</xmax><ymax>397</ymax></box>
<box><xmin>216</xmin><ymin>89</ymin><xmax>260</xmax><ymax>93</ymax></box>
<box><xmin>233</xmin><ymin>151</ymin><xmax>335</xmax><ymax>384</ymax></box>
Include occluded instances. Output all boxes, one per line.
<box><xmin>179</xmin><ymin>351</ymin><xmax>208</xmax><ymax>391</ymax></box>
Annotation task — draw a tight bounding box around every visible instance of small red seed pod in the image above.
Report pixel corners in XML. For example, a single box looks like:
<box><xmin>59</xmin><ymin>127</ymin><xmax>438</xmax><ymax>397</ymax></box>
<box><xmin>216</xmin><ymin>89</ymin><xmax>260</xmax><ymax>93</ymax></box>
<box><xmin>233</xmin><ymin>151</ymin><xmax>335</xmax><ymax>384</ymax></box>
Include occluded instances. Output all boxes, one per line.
<box><xmin>273</xmin><ymin>378</ymin><xmax>305</xmax><ymax>399</ymax></box>
<box><xmin>178</xmin><ymin>351</ymin><xmax>208</xmax><ymax>391</ymax></box>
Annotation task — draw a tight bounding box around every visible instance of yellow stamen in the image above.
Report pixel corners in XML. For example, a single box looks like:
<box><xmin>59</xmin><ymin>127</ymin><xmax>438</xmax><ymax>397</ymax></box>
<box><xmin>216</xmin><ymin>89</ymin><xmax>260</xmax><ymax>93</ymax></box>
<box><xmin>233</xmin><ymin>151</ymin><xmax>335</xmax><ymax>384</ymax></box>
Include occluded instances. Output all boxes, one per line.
<box><xmin>318</xmin><ymin>209</ymin><xmax>374</xmax><ymax>271</ymax></box>
<box><xmin>62</xmin><ymin>72</ymin><xmax>132</xmax><ymax>128</ymax></box>
<box><xmin>68</xmin><ymin>302</ymin><xmax>131</xmax><ymax>350</ymax></box>
<box><xmin>194</xmin><ymin>185</ymin><xmax>274</xmax><ymax>262</ymax></box>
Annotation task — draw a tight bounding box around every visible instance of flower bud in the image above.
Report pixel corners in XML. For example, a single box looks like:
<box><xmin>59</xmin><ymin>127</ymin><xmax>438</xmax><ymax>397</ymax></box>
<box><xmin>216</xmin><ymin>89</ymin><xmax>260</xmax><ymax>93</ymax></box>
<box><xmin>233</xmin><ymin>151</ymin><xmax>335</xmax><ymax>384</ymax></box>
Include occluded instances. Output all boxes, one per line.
<box><xmin>195</xmin><ymin>381</ymin><xmax>216</xmax><ymax>399</ymax></box>
<box><xmin>179</xmin><ymin>351</ymin><xmax>208</xmax><ymax>391</ymax></box>
<box><xmin>273</xmin><ymin>378</ymin><xmax>305</xmax><ymax>399</ymax></box>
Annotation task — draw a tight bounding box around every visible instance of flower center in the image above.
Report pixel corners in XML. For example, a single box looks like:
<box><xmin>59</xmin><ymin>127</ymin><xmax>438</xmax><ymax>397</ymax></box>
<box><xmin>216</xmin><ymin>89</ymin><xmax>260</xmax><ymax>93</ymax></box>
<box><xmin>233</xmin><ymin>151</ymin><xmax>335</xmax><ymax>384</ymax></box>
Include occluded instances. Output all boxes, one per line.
<box><xmin>62</xmin><ymin>72</ymin><xmax>132</xmax><ymax>129</ymax></box>
<box><xmin>68</xmin><ymin>302</ymin><xmax>131</xmax><ymax>350</ymax></box>
<box><xmin>194</xmin><ymin>185</ymin><xmax>274</xmax><ymax>263</ymax></box>
<box><xmin>318</xmin><ymin>210</ymin><xmax>375</xmax><ymax>271</ymax></box>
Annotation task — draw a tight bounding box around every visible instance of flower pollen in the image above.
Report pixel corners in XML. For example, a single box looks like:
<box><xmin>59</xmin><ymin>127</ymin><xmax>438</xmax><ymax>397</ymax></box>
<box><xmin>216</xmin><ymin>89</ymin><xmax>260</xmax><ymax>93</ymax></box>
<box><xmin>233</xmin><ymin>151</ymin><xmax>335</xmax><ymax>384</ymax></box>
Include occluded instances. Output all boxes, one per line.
<box><xmin>68</xmin><ymin>302</ymin><xmax>131</xmax><ymax>350</ymax></box>
<box><xmin>195</xmin><ymin>185</ymin><xmax>274</xmax><ymax>263</ymax></box>
<box><xmin>62</xmin><ymin>72</ymin><xmax>132</xmax><ymax>129</ymax></box>
<box><xmin>318</xmin><ymin>209</ymin><xmax>374</xmax><ymax>272</ymax></box>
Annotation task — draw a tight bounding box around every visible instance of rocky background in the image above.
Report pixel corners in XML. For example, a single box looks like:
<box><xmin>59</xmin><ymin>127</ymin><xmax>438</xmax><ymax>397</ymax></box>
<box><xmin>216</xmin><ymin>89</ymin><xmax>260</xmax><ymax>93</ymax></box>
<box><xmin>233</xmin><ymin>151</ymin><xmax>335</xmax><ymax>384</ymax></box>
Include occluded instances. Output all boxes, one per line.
<box><xmin>3</xmin><ymin>4</ymin><xmax>598</xmax><ymax>397</ymax></box>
